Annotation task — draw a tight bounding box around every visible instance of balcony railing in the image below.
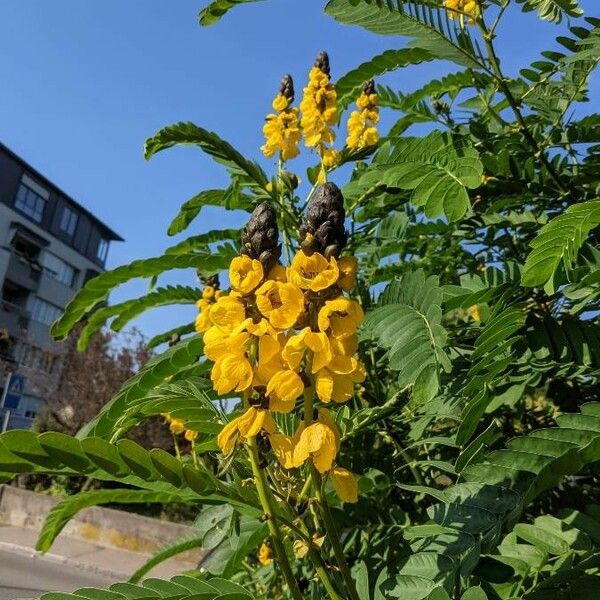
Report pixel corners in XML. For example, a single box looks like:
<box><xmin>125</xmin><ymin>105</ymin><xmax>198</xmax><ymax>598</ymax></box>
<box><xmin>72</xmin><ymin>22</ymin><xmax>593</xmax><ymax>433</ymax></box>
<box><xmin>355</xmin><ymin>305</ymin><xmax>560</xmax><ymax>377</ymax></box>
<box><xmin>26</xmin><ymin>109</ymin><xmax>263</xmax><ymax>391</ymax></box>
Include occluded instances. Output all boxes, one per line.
<box><xmin>0</xmin><ymin>300</ymin><xmax>30</xmax><ymax>337</ymax></box>
<box><xmin>5</xmin><ymin>250</ymin><xmax>42</xmax><ymax>292</ymax></box>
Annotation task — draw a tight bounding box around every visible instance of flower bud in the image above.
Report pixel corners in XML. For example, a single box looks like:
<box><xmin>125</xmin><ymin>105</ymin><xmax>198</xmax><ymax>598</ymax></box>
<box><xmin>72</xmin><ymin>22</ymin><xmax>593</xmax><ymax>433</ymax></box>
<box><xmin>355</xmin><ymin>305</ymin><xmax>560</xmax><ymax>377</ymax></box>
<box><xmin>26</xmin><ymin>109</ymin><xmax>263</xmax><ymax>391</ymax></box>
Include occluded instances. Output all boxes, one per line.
<box><xmin>241</xmin><ymin>202</ymin><xmax>282</xmax><ymax>274</ymax></box>
<box><xmin>299</xmin><ymin>182</ymin><xmax>347</xmax><ymax>258</ymax></box>
<box><xmin>314</xmin><ymin>51</ymin><xmax>330</xmax><ymax>77</ymax></box>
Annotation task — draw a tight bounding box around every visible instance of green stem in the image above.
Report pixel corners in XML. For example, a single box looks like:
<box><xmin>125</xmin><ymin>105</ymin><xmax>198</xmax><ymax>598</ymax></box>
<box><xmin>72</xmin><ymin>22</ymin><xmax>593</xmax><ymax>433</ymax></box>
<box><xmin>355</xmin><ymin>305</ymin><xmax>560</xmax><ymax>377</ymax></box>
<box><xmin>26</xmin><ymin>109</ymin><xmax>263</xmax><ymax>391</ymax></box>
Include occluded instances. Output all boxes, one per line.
<box><xmin>478</xmin><ymin>17</ymin><xmax>566</xmax><ymax>193</ymax></box>
<box><xmin>311</xmin><ymin>466</ymin><xmax>360</xmax><ymax>600</ymax></box>
<box><xmin>246</xmin><ymin>438</ymin><xmax>303</xmax><ymax>600</ymax></box>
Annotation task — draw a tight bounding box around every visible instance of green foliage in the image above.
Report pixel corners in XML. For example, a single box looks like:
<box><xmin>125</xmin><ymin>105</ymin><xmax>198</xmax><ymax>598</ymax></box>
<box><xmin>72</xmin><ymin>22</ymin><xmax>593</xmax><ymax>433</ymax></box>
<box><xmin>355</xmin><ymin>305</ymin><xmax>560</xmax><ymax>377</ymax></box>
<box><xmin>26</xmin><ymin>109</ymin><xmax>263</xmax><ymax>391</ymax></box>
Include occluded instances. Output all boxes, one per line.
<box><xmin>363</xmin><ymin>270</ymin><xmax>450</xmax><ymax>405</ymax></box>
<box><xmin>347</xmin><ymin>131</ymin><xmax>483</xmax><ymax>220</ymax></box>
<box><xmin>522</xmin><ymin>200</ymin><xmax>600</xmax><ymax>291</ymax></box>
<box><xmin>325</xmin><ymin>0</ymin><xmax>486</xmax><ymax>69</ymax></box>
<box><xmin>516</xmin><ymin>0</ymin><xmax>584</xmax><ymax>23</ymax></box>
<box><xmin>336</xmin><ymin>48</ymin><xmax>435</xmax><ymax>110</ymax></box>
<box><xmin>37</xmin><ymin>575</ymin><xmax>255</xmax><ymax>600</ymax></box>
<box><xmin>198</xmin><ymin>0</ymin><xmax>263</xmax><ymax>26</ymax></box>
<box><xmin>51</xmin><ymin>250</ymin><xmax>234</xmax><ymax>345</ymax></box>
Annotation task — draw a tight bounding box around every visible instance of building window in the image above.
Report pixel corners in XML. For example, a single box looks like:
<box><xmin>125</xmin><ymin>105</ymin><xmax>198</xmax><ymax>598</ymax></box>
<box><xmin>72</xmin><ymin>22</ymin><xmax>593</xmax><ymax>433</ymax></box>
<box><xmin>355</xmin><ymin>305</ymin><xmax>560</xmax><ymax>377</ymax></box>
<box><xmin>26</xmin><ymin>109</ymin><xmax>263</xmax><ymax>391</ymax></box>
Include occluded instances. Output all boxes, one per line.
<box><xmin>97</xmin><ymin>238</ymin><xmax>109</xmax><ymax>262</ymax></box>
<box><xmin>59</xmin><ymin>206</ymin><xmax>78</xmax><ymax>237</ymax></box>
<box><xmin>40</xmin><ymin>252</ymin><xmax>77</xmax><ymax>287</ymax></box>
<box><xmin>30</xmin><ymin>297</ymin><xmax>62</xmax><ymax>326</ymax></box>
<box><xmin>15</xmin><ymin>175</ymin><xmax>49</xmax><ymax>223</ymax></box>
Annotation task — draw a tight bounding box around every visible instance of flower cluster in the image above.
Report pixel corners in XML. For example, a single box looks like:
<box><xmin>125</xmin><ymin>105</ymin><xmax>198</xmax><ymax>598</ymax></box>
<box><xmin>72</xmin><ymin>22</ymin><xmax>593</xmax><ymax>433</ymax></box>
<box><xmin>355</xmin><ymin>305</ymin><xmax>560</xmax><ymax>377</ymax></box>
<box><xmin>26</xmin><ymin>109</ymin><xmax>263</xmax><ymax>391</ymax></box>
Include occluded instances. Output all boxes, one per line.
<box><xmin>443</xmin><ymin>0</ymin><xmax>481</xmax><ymax>25</ymax></box>
<box><xmin>260</xmin><ymin>52</ymin><xmax>380</xmax><ymax>187</ymax></box>
<box><xmin>195</xmin><ymin>275</ymin><xmax>225</xmax><ymax>333</ymax></box>
<box><xmin>200</xmin><ymin>189</ymin><xmax>364</xmax><ymax>503</ymax></box>
<box><xmin>261</xmin><ymin>74</ymin><xmax>301</xmax><ymax>163</ymax></box>
<box><xmin>162</xmin><ymin>413</ymin><xmax>198</xmax><ymax>442</ymax></box>
<box><xmin>300</xmin><ymin>51</ymin><xmax>340</xmax><ymax>179</ymax></box>
<box><xmin>346</xmin><ymin>80</ymin><xmax>379</xmax><ymax>151</ymax></box>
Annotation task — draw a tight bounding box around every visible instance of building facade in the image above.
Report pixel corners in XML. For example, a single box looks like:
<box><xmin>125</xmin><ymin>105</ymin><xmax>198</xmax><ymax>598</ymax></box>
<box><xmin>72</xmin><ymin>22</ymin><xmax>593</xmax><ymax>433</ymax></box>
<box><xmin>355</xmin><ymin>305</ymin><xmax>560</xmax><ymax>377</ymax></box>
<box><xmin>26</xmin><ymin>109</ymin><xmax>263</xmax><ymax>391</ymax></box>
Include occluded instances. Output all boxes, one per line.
<box><xmin>0</xmin><ymin>142</ymin><xmax>122</xmax><ymax>429</ymax></box>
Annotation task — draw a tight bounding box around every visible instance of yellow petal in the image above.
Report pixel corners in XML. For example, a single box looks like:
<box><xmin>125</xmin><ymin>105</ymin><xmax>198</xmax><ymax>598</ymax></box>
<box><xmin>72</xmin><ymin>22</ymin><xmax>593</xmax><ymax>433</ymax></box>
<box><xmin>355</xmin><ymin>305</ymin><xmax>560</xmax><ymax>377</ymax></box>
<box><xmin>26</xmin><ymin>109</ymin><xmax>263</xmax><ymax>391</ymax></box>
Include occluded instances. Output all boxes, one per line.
<box><xmin>318</xmin><ymin>298</ymin><xmax>364</xmax><ymax>338</ymax></box>
<box><xmin>271</xmin><ymin>434</ymin><xmax>296</xmax><ymax>469</ymax></box>
<box><xmin>315</xmin><ymin>369</ymin><xmax>334</xmax><ymax>403</ymax></box>
<box><xmin>331</xmin><ymin>467</ymin><xmax>358</xmax><ymax>503</ymax></box>
<box><xmin>337</xmin><ymin>256</ymin><xmax>358</xmax><ymax>291</ymax></box>
<box><xmin>267</xmin><ymin>370</ymin><xmax>304</xmax><ymax>413</ymax></box>
<box><xmin>229</xmin><ymin>256</ymin><xmax>264</xmax><ymax>295</ymax></box>
<box><xmin>288</xmin><ymin>251</ymin><xmax>339</xmax><ymax>292</ymax></box>
<box><xmin>210</xmin><ymin>296</ymin><xmax>246</xmax><ymax>332</ymax></box>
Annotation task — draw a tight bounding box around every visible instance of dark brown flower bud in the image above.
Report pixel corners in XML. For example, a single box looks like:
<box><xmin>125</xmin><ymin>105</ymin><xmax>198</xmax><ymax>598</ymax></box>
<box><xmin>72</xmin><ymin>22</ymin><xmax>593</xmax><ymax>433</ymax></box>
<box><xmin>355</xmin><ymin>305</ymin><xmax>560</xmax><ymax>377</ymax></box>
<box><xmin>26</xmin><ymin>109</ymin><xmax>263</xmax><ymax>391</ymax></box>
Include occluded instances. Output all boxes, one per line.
<box><xmin>280</xmin><ymin>74</ymin><xmax>294</xmax><ymax>103</ymax></box>
<box><xmin>199</xmin><ymin>273</ymin><xmax>220</xmax><ymax>289</ymax></box>
<box><xmin>315</xmin><ymin>51</ymin><xmax>330</xmax><ymax>77</ymax></box>
<box><xmin>241</xmin><ymin>202</ymin><xmax>282</xmax><ymax>274</ymax></box>
<box><xmin>363</xmin><ymin>79</ymin><xmax>375</xmax><ymax>95</ymax></box>
<box><xmin>299</xmin><ymin>182</ymin><xmax>347</xmax><ymax>258</ymax></box>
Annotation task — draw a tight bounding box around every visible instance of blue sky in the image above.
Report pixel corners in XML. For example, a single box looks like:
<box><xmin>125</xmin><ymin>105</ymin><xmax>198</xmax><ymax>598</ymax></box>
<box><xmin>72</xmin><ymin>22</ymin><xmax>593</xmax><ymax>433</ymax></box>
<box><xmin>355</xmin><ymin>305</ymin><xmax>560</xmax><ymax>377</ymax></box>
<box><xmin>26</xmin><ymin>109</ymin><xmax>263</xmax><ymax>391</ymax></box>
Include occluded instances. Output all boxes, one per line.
<box><xmin>0</xmin><ymin>0</ymin><xmax>597</xmax><ymax>342</ymax></box>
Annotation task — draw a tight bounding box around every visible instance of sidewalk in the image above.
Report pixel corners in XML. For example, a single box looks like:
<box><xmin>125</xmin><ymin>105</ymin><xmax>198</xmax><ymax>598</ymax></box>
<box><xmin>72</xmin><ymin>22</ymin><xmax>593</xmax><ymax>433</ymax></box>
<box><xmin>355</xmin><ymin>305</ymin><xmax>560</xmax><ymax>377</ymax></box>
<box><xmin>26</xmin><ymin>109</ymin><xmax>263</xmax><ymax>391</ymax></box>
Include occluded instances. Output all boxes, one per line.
<box><xmin>0</xmin><ymin>523</ymin><xmax>198</xmax><ymax>581</ymax></box>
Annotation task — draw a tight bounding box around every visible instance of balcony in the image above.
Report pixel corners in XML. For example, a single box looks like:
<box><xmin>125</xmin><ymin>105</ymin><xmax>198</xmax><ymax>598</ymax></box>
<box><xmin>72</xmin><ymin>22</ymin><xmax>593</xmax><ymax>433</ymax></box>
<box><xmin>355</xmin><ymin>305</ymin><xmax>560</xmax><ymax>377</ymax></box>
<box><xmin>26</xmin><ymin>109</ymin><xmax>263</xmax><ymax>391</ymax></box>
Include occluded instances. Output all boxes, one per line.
<box><xmin>5</xmin><ymin>250</ymin><xmax>42</xmax><ymax>292</ymax></box>
<box><xmin>0</xmin><ymin>300</ymin><xmax>30</xmax><ymax>338</ymax></box>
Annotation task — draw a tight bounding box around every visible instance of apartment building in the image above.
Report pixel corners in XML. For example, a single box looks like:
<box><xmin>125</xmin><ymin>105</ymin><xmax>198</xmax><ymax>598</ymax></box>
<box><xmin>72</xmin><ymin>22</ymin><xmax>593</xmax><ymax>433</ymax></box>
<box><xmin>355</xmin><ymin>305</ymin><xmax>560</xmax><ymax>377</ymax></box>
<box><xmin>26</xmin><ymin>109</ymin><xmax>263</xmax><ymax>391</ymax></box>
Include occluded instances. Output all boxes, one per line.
<box><xmin>0</xmin><ymin>142</ymin><xmax>122</xmax><ymax>429</ymax></box>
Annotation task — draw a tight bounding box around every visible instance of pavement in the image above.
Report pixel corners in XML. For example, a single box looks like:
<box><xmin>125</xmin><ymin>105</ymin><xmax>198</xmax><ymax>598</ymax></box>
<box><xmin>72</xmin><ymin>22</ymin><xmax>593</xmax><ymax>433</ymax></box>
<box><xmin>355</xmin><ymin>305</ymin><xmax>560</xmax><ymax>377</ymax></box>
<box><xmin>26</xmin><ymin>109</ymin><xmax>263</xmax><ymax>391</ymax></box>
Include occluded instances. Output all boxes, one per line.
<box><xmin>0</xmin><ymin>524</ymin><xmax>198</xmax><ymax>599</ymax></box>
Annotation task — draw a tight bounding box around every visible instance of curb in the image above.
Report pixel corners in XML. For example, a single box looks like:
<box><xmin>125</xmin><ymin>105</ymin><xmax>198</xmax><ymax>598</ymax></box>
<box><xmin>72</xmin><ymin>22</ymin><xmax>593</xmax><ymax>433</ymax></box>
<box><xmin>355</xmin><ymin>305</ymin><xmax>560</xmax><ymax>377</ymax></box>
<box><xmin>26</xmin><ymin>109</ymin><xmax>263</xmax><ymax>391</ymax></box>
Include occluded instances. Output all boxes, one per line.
<box><xmin>0</xmin><ymin>540</ymin><xmax>129</xmax><ymax>581</ymax></box>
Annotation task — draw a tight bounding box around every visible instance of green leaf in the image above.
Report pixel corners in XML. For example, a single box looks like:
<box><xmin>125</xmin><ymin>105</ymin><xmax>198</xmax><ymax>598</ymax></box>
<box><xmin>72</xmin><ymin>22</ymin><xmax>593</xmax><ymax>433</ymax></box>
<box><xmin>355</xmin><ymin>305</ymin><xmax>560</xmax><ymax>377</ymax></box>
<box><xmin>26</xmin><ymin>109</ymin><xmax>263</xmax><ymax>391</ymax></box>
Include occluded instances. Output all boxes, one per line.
<box><xmin>363</xmin><ymin>270</ymin><xmax>450</xmax><ymax>404</ymax></box>
<box><xmin>147</xmin><ymin>322</ymin><xmax>196</xmax><ymax>349</ymax></box>
<box><xmin>167</xmin><ymin>189</ymin><xmax>254</xmax><ymax>236</ymax></box>
<box><xmin>128</xmin><ymin>537</ymin><xmax>205</xmax><ymax>584</ymax></box>
<box><xmin>37</xmin><ymin>489</ymin><xmax>190</xmax><ymax>552</ymax></box>
<box><xmin>51</xmin><ymin>250</ymin><xmax>234</xmax><ymax>343</ymax></box>
<box><xmin>165</xmin><ymin>230</ymin><xmax>240</xmax><ymax>255</ymax></box>
<box><xmin>377</xmin><ymin>573</ymin><xmax>437</xmax><ymax>600</ymax></box>
<box><xmin>325</xmin><ymin>0</ymin><xmax>484</xmax><ymax>69</ymax></box>
<box><xmin>144</xmin><ymin>122</ymin><xmax>268</xmax><ymax>191</ymax></box>
<box><xmin>77</xmin><ymin>336</ymin><xmax>205</xmax><ymax>439</ymax></box>
<box><xmin>516</xmin><ymin>0</ymin><xmax>583</xmax><ymax>23</ymax></box>
<box><xmin>522</xmin><ymin>201</ymin><xmax>600</xmax><ymax>291</ymax></box>
<box><xmin>198</xmin><ymin>0</ymin><xmax>263</xmax><ymax>26</ymax></box>
<box><xmin>350</xmin><ymin>132</ymin><xmax>482</xmax><ymax>221</ymax></box>
<box><xmin>336</xmin><ymin>48</ymin><xmax>435</xmax><ymax>110</ymax></box>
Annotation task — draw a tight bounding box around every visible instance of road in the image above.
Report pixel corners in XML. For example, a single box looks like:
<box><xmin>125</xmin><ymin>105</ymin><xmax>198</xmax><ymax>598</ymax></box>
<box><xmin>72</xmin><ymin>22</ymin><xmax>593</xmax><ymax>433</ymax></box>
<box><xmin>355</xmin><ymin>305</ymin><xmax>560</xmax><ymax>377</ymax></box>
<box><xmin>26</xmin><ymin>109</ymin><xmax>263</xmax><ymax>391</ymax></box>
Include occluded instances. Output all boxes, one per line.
<box><xmin>0</xmin><ymin>548</ymin><xmax>115</xmax><ymax>600</ymax></box>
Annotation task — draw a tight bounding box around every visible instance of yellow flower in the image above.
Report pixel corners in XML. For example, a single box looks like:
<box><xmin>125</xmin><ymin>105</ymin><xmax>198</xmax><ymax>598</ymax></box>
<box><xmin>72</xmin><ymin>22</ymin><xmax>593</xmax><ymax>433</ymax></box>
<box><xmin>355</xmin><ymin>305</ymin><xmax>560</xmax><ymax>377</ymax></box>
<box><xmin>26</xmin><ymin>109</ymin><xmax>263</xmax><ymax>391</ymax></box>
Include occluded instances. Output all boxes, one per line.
<box><xmin>258</xmin><ymin>541</ymin><xmax>273</xmax><ymax>566</ymax></box>
<box><xmin>318</xmin><ymin>298</ymin><xmax>364</xmax><ymax>338</ymax></box>
<box><xmin>321</xmin><ymin>146</ymin><xmax>341</xmax><ymax>169</ymax></box>
<box><xmin>337</xmin><ymin>256</ymin><xmax>358</xmax><ymax>291</ymax></box>
<box><xmin>203</xmin><ymin>326</ymin><xmax>249</xmax><ymax>362</ymax></box>
<box><xmin>468</xmin><ymin>304</ymin><xmax>481</xmax><ymax>322</ymax></box>
<box><xmin>202</xmin><ymin>286</ymin><xmax>215</xmax><ymax>300</ymax></box>
<box><xmin>195</xmin><ymin>299</ymin><xmax>212</xmax><ymax>333</ymax></box>
<box><xmin>288</xmin><ymin>251</ymin><xmax>339</xmax><ymax>292</ymax></box>
<box><xmin>272</xmin><ymin>93</ymin><xmax>289</xmax><ymax>112</ymax></box>
<box><xmin>315</xmin><ymin>357</ymin><xmax>366</xmax><ymax>403</ymax></box>
<box><xmin>443</xmin><ymin>0</ymin><xmax>481</xmax><ymax>25</ymax></box>
<box><xmin>282</xmin><ymin>328</ymin><xmax>332</xmax><ymax>373</ymax></box>
<box><xmin>229</xmin><ymin>256</ymin><xmax>264</xmax><ymax>295</ymax></box>
<box><xmin>301</xmin><ymin>66</ymin><xmax>338</xmax><ymax>148</ymax></box>
<box><xmin>346</xmin><ymin>81</ymin><xmax>379</xmax><ymax>151</ymax></box>
<box><xmin>209</xmin><ymin>295</ymin><xmax>246</xmax><ymax>333</ymax></box>
<box><xmin>293</xmin><ymin>412</ymin><xmax>340</xmax><ymax>473</ymax></box>
<box><xmin>254</xmin><ymin>333</ymin><xmax>286</xmax><ymax>385</ymax></box>
<box><xmin>267</xmin><ymin>369</ymin><xmax>304</xmax><ymax>413</ymax></box>
<box><xmin>267</xmin><ymin>263</ymin><xmax>287</xmax><ymax>282</ymax></box>
<box><xmin>169</xmin><ymin>418</ymin><xmax>185</xmax><ymax>435</ymax></box>
<box><xmin>217</xmin><ymin>407</ymin><xmax>276</xmax><ymax>454</ymax></box>
<box><xmin>184</xmin><ymin>429</ymin><xmax>198</xmax><ymax>442</ymax></box>
<box><xmin>211</xmin><ymin>353</ymin><xmax>254</xmax><ymax>395</ymax></box>
<box><xmin>270</xmin><ymin>431</ymin><xmax>298</xmax><ymax>469</ymax></box>
<box><xmin>255</xmin><ymin>280</ymin><xmax>304</xmax><ymax>329</ymax></box>
<box><xmin>261</xmin><ymin>84</ymin><xmax>301</xmax><ymax>163</ymax></box>
<box><xmin>330</xmin><ymin>467</ymin><xmax>358</xmax><ymax>503</ymax></box>
<box><xmin>161</xmin><ymin>413</ymin><xmax>172</xmax><ymax>423</ymax></box>
<box><xmin>329</xmin><ymin>332</ymin><xmax>358</xmax><ymax>357</ymax></box>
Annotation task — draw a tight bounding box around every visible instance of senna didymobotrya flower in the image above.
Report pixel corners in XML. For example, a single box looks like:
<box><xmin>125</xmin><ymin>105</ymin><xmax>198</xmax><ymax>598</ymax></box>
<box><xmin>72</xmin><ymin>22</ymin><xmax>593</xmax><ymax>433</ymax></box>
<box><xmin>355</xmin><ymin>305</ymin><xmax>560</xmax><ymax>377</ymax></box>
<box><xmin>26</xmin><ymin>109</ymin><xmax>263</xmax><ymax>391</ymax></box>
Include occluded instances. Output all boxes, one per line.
<box><xmin>261</xmin><ymin>74</ymin><xmax>301</xmax><ymax>162</ymax></box>
<box><xmin>346</xmin><ymin>79</ymin><xmax>379</xmax><ymax>151</ymax></box>
<box><xmin>202</xmin><ymin>187</ymin><xmax>363</xmax><ymax>502</ymax></box>
<box><xmin>300</xmin><ymin>52</ymin><xmax>340</xmax><ymax>181</ymax></box>
<box><xmin>443</xmin><ymin>0</ymin><xmax>481</xmax><ymax>25</ymax></box>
